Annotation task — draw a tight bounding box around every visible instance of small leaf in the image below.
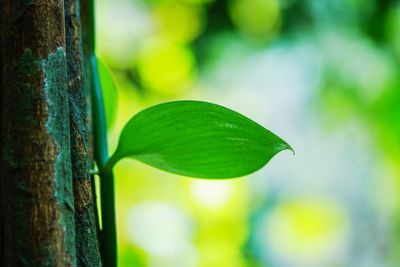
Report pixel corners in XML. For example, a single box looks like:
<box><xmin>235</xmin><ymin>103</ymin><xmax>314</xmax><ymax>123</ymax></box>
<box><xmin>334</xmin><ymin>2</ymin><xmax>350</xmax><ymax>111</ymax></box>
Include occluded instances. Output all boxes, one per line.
<box><xmin>97</xmin><ymin>58</ymin><xmax>117</xmax><ymax>128</ymax></box>
<box><xmin>106</xmin><ymin>100</ymin><xmax>292</xmax><ymax>178</ymax></box>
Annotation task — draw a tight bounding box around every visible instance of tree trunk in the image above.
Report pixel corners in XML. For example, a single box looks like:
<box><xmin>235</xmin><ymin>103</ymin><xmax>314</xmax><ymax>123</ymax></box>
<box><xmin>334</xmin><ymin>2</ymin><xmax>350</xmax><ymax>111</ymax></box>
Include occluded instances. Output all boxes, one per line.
<box><xmin>64</xmin><ymin>0</ymin><xmax>102</xmax><ymax>266</ymax></box>
<box><xmin>0</xmin><ymin>0</ymin><xmax>101</xmax><ymax>266</ymax></box>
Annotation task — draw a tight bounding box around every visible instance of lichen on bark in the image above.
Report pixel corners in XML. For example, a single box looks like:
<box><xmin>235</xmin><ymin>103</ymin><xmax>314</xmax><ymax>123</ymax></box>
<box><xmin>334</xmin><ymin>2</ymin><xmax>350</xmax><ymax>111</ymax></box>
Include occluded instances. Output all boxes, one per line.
<box><xmin>1</xmin><ymin>47</ymin><xmax>77</xmax><ymax>267</ymax></box>
<box><xmin>42</xmin><ymin>47</ymin><xmax>77</xmax><ymax>265</ymax></box>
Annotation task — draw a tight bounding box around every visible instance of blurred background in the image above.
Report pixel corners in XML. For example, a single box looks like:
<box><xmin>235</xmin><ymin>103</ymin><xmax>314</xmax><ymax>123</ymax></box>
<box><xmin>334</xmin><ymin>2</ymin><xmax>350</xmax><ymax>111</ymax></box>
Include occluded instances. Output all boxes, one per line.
<box><xmin>95</xmin><ymin>0</ymin><xmax>400</xmax><ymax>266</ymax></box>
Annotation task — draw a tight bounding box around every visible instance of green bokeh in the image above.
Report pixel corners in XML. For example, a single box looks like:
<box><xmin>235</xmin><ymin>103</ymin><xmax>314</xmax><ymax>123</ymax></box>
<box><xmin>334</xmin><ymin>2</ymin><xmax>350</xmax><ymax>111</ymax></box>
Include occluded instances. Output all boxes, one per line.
<box><xmin>97</xmin><ymin>0</ymin><xmax>400</xmax><ymax>266</ymax></box>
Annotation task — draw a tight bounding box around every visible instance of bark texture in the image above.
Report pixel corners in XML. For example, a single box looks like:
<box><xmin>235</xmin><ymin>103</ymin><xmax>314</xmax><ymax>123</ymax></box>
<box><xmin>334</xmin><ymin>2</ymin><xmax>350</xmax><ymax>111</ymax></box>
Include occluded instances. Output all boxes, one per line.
<box><xmin>64</xmin><ymin>0</ymin><xmax>102</xmax><ymax>266</ymax></box>
<box><xmin>0</xmin><ymin>0</ymin><xmax>101</xmax><ymax>266</ymax></box>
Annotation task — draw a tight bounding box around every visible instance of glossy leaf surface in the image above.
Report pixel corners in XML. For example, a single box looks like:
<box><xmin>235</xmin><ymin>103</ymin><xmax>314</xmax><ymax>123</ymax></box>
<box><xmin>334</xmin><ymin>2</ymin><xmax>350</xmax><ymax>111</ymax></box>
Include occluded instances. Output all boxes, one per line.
<box><xmin>106</xmin><ymin>101</ymin><xmax>292</xmax><ymax>178</ymax></box>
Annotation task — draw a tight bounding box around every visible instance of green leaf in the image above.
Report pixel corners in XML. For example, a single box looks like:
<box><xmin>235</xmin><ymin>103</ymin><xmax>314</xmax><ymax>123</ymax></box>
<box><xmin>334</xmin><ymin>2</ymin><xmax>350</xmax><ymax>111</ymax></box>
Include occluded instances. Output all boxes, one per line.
<box><xmin>97</xmin><ymin>58</ymin><xmax>117</xmax><ymax>128</ymax></box>
<box><xmin>106</xmin><ymin>100</ymin><xmax>293</xmax><ymax>178</ymax></box>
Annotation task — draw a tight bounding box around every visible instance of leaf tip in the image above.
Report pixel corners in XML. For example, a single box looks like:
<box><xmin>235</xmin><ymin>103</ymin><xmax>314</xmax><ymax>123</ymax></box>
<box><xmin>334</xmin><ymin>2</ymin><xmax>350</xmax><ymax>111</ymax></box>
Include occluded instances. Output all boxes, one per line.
<box><xmin>286</xmin><ymin>143</ymin><xmax>295</xmax><ymax>155</ymax></box>
<box><xmin>277</xmin><ymin>140</ymin><xmax>294</xmax><ymax>156</ymax></box>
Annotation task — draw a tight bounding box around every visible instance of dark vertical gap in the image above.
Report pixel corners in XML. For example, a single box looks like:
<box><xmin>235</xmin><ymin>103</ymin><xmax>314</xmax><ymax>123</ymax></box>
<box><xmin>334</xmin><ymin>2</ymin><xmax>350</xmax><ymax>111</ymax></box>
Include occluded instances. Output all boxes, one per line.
<box><xmin>80</xmin><ymin>0</ymin><xmax>102</xmax><ymax>247</ymax></box>
<box><xmin>0</xmin><ymin>0</ymin><xmax>3</xmax><ymax>264</ymax></box>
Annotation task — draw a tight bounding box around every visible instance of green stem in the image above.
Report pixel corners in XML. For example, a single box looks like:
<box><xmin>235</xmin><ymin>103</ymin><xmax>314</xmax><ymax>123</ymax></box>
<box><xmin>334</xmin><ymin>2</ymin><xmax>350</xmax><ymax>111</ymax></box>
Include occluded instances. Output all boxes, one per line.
<box><xmin>88</xmin><ymin>0</ymin><xmax>117</xmax><ymax>266</ymax></box>
<box><xmin>90</xmin><ymin>55</ymin><xmax>117</xmax><ymax>267</ymax></box>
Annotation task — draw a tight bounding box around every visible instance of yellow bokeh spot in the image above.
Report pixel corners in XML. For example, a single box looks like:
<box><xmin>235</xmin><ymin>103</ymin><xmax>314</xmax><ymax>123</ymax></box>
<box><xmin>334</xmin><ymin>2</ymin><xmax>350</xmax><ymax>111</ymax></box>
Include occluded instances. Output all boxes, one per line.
<box><xmin>187</xmin><ymin>178</ymin><xmax>248</xmax><ymax>267</ymax></box>
<box><xmin>266</xmin><ymin>198</ymin><xmax>349</xmax><ymax>263</ymax></box>
<box><xmin>229</xmin><ymin>0</ymin><xmax>281</xmax><ymax>40</ymax></box>
<box><xmin>138</xmin><ymin>38</ymin><xmax>196</xmax><ymax>96</ymax></box>
<box><xmin>181</xmin><ymin>0</ymin><xmax>215</xmax><ymax>4</ymax></box>
<box><xmin>154</xmin><ymin>2</ymin><xmax>205</xmax><ymax>44</ymax></box>
<box><xmin>190</xmin><ymin>180</ymin><xmax>234</xmax><ymax>209</ymax></box>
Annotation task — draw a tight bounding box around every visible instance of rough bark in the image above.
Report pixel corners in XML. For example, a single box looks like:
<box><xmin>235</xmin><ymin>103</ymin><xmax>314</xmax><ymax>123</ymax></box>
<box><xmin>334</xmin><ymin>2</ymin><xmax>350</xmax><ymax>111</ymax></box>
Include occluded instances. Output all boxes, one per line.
<box><xmin>0</xmin><ymin>0</ymin><xmax>102</xmax><ymax>265</ymax></box>
<box><xmin>0</xmin><ymin>0</ymin><xmax>76</xmax><ymax>266</ymax></box>
<box><xmin>64</xmin><ymin>0</ymin><xmax>102</xmax><ymax>266</ymax></box>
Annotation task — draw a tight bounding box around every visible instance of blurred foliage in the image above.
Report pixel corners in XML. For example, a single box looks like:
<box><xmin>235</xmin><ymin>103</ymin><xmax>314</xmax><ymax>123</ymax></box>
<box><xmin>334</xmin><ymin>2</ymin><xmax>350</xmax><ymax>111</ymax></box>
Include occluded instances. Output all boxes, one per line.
<box><xmin>96</xmin><ymin>0</ymin><xmax>400</xmax><ymax>266</ymax></box>
<box><xmin>98</xmin><ymin>57</ymin><xmax>118</xmax><ymax>128</ymax></box>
